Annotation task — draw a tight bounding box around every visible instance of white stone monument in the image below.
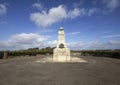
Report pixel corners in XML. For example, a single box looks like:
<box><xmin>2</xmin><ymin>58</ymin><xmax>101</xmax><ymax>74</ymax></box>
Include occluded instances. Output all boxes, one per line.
<box><xmin>53</xmin><ymin>27</ymin><xmax>70</xmax><ymax>61</ymax></box>
<box><xmin>36</xmin><ymin>27</ymin><xmax>87</xmax><ymax>63</ymax></box>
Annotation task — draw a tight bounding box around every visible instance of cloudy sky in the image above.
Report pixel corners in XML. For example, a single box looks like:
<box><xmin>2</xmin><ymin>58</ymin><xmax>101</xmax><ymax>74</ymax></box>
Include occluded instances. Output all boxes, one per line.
<box><xmin>0</xmin><ymin>0</ymin><xmax>120</xmax><ymax>50</ymax></box>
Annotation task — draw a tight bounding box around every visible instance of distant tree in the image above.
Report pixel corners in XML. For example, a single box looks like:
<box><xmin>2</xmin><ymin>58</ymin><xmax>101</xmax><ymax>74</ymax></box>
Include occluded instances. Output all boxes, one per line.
<box><xmin>28</xmin><ymin>47</ymin><xmax>39</xmax><ymax>50</ymax></box>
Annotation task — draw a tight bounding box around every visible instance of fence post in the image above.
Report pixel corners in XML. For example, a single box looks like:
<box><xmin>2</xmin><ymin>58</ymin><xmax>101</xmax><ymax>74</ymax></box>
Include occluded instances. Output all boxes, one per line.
<box><xmin>3</xmin><ymin>51</ymin><xmax>7</xmax><ymax>59</ymax></box>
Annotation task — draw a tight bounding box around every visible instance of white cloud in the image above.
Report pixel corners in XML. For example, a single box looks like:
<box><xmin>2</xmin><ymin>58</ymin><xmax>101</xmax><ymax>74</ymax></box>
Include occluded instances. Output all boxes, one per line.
<box><xmin>67</xmin><ymin>40</ymin><xmax>120</xmax><ymax>50</ymax></box>
<box><xmin>101</xmin><ymin>30</ymin><xmax>113</xmax><ymax>34</ymax></box>
<box><xmin>30</xmin><ymin>1</ymin><xmax>120</xmax><ymax>27</ymax></box>
<box><xmin>0</xmin><ymin>4</ymin><xmax>7</xmax><ymax>15</ymax></box>
<box><xmin>0</xmin><ymin>33</ymin><xmax>49</xmax><ymax>50</ymax></box>
<box><xmin>108</xmin><ymin>40</ymin><xmax>120</xmax><ymax>45</ymax></box>
<box><xmin>30</xmin><ymin>5</ymin><xmax>67</xmax><ymax>27</ymax></box>
<box><xmin>67</xmin><ymin>32</ymin><xmax>80</xmax><ymax>35</ymax></box>
<box><xmin>102</xmin><ymin>0</ymin><xmax>120</xmax><ymax>11</ymax></box>
<box><xmin>47</xmin><ymin>40</ymin><xmax>120</xmax><ymax>50</ymax></box>
<box><xmin>30</xmin><ymin>5</ymin><xmax>96</xmax><ymax>27</ymax></box>
<box><xmin>11</xmin><ymin>33</ymin><xmax>47</xmax><ymax>43</ymax></box>
<box><xmin>107</xmin><ymin>0</ymin><xmax>119</xmax><ymax>11</ymax></box>
<box><xmin>68</xmin><ymin>8</ymin><xmax>85</xmax><ymax>19</ymax></box>
<box><xmin>1</xmin><ymin>35</ymin><xmax>120</xmax><ymax>50</ymax></box>
<box><xmin>32</xmin><ymin>2</ymin><xmax>42</xmax><ymax>10</ymax></box>
<box><xmin>102</xmin><ymin>34</ymin><xmax>120</xmax><ymax>38</ymax></box>
<box><xmin>74</xmin><ymin>0</ymin><xmax>84</xmax><ymax>7</ymax></box>
<box><xmin>30</xmin><ymin>3</ymin><xmax>101</xmax><ymax>27</ymax></box>
<box><xmin>48</xmin><ymin>40</ymin><xmax>57</xmax><ymax>47</ymax></box>
<box><xmin>88</xmin><ymin>8</ymin><xmax>99</xmax><ymax>16</ymax></box>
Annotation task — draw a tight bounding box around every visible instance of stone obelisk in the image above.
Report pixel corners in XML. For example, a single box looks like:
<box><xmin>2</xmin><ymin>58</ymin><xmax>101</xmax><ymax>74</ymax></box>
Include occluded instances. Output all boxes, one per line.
<box><xmin>53</xmin><ymin>27</ymin><xmax>70</xmax><ymax>61</ymax></box>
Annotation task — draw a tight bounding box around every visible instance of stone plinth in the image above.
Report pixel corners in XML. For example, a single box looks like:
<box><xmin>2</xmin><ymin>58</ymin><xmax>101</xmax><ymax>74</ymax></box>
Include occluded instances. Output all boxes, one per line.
<box><xmin>53</xmin><ymin>47</ymin><xmax>70</xmax><ymax>61</ymax></box>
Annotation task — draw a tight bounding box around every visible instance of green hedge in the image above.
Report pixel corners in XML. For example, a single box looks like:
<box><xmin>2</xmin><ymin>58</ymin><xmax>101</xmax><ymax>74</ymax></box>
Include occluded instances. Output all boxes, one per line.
<box><xmin>72</xmin><ymin>50</ymin><xmax>120</xmax><ymax>59</ymax></box>
<box><xmin>0</xmin><ymin>48</ymin><xmax>120</xmax><ymax>59</ymax></box>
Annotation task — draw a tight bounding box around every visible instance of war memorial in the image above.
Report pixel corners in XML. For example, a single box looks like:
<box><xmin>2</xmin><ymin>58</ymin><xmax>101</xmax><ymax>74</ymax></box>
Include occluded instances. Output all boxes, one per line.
<box><xmin>35</xmin><ymin>27</ymin><xmax>87</xmax><ymax>62</ymax></box>
<box><xmin>53</xmin><ymin>27</ymin><xmax>70</xmax><ymax>61</ymax></box>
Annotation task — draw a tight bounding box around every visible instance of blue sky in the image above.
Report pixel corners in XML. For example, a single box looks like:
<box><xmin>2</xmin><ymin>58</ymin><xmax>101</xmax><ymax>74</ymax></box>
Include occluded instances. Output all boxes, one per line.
<box><xmin>0</xmin><ymin>0</ymin><xmax>120</xmax><ymax>50</ymax></box>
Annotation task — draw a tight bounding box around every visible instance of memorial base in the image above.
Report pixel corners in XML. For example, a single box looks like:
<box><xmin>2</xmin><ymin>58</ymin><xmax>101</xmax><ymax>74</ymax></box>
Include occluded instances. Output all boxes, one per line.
<box><xmin>53</xmin><ymin>48</ymin><xmax>70</xmax><ymax>62</ymax></box>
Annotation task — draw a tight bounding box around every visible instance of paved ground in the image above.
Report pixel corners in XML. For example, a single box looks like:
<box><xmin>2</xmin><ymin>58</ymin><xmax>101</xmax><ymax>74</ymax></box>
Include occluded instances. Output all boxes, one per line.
<box><xmin>0</xmin><ymin>56</ymin><xmax>120</xmax><ymax>85</ymax></box>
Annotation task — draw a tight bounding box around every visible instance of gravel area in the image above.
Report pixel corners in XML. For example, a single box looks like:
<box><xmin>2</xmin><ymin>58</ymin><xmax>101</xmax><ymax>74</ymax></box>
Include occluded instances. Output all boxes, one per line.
<box><xmin>0</xmin><ymin>56</ymin><xmax>120</xmax><ymax>85</ymax></box>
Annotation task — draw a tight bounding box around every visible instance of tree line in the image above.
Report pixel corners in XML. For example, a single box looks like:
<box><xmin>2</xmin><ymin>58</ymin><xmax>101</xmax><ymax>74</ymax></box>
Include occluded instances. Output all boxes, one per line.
<box><xmin>71</xmin><ymin>50</ymin><xmax>120</xmax><ymax>59</ymax></box>
<box><xmin>0</xmin><ymin>47</ymin><xmax>55</xmax><ymax>59</ymax></box>
<box><xmin>0</xmin><ymin>47</ymin><xmax>120</xmax><ymax>59</ymax></box>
